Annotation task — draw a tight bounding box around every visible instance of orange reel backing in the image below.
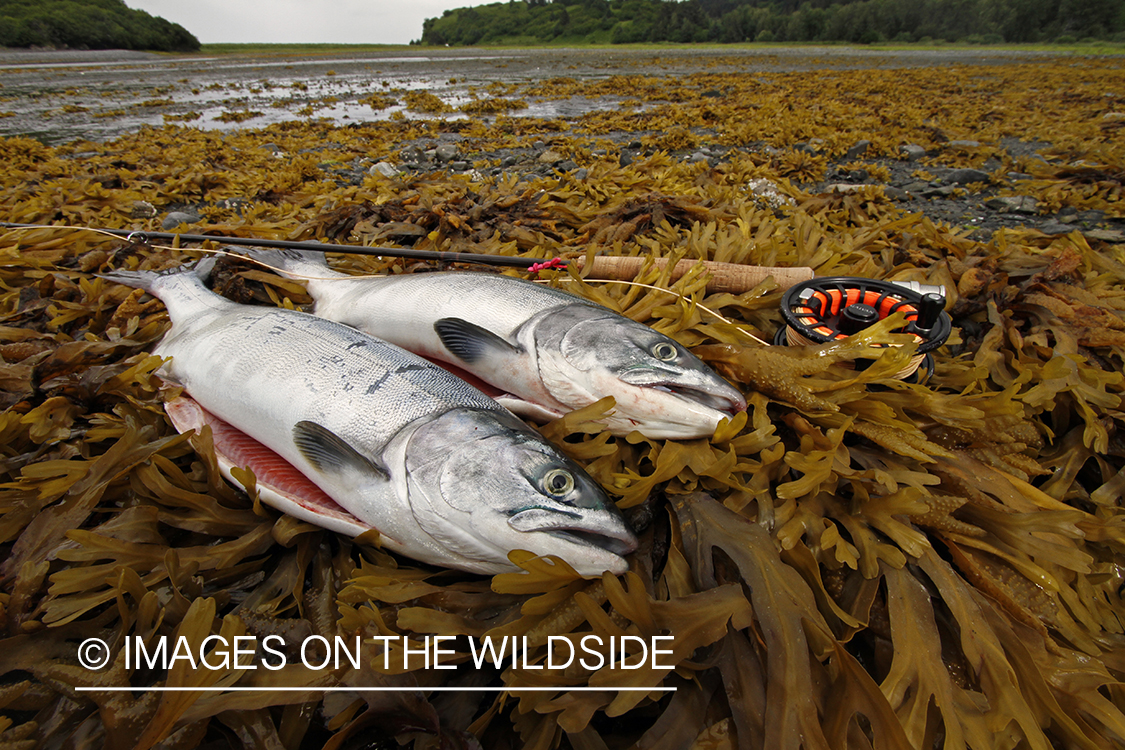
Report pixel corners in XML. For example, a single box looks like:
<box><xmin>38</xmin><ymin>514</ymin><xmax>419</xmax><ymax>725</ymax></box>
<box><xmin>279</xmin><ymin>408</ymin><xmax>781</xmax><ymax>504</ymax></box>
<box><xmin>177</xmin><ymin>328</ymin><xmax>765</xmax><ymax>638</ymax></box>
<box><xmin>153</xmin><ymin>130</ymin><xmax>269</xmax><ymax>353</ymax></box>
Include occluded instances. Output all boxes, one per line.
<box><xmin>776</xmin><ymin>277</ymin><xmax>952</xmax><ymax>381</ymax></box>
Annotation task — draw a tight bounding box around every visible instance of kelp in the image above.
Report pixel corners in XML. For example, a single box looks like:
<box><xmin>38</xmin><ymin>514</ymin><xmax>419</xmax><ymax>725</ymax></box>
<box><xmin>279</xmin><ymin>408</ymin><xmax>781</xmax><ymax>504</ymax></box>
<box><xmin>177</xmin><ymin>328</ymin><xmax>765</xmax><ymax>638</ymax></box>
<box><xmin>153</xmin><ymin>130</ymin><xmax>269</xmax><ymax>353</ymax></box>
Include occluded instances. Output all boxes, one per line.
<box><xmin>1</xmin><ymin>56</ymin><xmax>1125</xmax><ymax>750</ymax></box>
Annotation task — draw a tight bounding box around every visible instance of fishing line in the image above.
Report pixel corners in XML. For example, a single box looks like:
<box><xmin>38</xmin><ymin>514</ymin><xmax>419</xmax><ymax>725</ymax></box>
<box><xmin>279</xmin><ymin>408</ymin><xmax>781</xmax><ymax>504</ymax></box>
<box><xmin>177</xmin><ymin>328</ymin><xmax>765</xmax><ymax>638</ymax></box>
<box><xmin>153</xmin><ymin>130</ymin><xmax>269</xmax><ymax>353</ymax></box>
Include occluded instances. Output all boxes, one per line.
<box><xmin>542</xmin><ymin>276</ymin><xmax>773</xmax><ymax>347</ymax></box>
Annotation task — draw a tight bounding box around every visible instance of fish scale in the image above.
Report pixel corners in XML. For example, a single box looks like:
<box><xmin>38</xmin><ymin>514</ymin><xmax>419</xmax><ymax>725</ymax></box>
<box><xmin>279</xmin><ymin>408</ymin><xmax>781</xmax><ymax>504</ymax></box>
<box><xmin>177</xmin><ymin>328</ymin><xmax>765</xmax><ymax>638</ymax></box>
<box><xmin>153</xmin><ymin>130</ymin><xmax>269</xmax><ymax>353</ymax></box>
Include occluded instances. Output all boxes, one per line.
<box><xmin>246</xmin><ymin>249</ymin><xmax>749</xmax><ymax>439</ymax></box>
<box><xmin>157</xmin><ymin>306</ymin><xmax>500</xmax><ymax>461</ymax></box>
<box><xmin>99</xmin><ymin>261</ymin><xmax>637</xmax><ymax>575</ymax></box>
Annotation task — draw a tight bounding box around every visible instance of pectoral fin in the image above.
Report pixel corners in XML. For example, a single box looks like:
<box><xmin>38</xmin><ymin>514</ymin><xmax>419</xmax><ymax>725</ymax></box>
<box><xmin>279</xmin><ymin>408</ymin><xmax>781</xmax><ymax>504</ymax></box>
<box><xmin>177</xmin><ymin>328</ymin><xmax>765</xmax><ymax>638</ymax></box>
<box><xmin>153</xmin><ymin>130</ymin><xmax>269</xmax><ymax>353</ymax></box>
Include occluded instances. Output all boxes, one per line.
<box><xmin>293</xmin><ymin>421</ymin><xmax>388</xmax><ymax>480</ymax></box>
<box><xmin>434</xmin><ymin>318</ymin><xmax>521</xmax><ymax>365</ymax></box>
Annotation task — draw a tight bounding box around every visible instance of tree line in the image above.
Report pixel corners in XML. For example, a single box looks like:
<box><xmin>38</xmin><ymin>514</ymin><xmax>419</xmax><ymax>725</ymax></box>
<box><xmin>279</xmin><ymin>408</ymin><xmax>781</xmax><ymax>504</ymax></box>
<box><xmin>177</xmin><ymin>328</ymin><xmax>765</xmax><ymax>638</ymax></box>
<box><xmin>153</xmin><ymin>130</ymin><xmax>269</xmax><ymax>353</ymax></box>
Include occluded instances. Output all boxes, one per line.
<box><xmin>418</xmin><ymin>0</ymin><xmax>1123</xmax><ymax>45</ymax></box>
<box><xmin>0</xmin><ymin>0</ymin><xmax>200</xmax><ymax>52</ymax></box>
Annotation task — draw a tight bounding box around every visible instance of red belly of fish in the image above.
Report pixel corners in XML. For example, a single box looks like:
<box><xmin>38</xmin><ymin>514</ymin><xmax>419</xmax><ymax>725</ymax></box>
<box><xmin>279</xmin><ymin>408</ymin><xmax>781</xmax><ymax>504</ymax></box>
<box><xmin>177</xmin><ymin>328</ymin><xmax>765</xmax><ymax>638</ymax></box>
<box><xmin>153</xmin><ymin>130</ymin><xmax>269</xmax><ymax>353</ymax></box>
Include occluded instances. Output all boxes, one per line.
<box><xmin>164</xmin><ymin>395</ymin><xmax>361</xmax><ymax>525</ymax></box>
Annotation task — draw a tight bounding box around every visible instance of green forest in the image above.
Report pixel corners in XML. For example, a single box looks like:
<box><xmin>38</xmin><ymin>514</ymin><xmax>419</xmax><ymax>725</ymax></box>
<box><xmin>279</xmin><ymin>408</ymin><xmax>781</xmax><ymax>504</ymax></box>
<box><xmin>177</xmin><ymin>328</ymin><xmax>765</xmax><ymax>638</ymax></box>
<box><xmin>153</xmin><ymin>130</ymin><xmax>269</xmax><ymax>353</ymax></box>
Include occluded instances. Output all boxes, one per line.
<box><xmin>419</xmin><ymin>0</ymin><xmax>1124</xmax><ymax>45</ymax></box>
<box><xmin>0</xmin><ymin>0</ymin><xmax>199</xmax><ymax>51</ymax></box>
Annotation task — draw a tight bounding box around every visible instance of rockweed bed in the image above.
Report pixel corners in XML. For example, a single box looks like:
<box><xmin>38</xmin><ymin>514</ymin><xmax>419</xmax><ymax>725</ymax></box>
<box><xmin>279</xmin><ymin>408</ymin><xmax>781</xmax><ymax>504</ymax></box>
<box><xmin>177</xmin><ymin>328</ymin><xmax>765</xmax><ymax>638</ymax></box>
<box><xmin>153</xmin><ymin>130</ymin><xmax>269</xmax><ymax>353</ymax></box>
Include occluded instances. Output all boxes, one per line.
<box><xmin>1</xmin><ymin>55</ymin><xmax>1124</xmax><ymax>750</ymax></box>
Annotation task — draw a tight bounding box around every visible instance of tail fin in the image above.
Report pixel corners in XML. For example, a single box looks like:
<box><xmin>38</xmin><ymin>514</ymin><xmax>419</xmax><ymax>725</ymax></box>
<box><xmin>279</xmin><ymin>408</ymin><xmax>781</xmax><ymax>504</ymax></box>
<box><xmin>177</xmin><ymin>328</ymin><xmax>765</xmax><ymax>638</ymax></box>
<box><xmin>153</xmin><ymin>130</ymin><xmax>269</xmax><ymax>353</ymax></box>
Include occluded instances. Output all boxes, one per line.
<box><xmin>98</xmin><ymin>257</ymin><xmax>216</xmax><ymax>293</ymax></box>
<box><xmin>239</xmin><ymin>247</ymin><xmax>334</xmax><ymax>279</ymax></box>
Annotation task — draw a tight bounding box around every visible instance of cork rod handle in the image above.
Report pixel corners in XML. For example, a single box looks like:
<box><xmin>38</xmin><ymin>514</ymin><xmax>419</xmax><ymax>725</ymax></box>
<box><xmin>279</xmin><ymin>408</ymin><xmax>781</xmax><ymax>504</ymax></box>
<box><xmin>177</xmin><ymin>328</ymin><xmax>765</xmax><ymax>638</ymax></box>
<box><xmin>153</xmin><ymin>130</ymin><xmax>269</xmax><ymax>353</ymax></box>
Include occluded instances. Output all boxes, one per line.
<box><xmin>574</xmin><ymin>256</ymin><xmax>815</xmax><ymax>294</ymax></box>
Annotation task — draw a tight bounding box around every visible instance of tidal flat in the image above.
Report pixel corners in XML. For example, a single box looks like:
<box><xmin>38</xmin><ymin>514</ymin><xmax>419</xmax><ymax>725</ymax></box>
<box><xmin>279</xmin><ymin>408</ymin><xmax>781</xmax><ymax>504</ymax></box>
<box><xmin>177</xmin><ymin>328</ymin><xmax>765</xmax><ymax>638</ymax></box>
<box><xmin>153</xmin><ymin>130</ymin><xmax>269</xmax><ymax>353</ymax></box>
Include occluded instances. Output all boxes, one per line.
<box><xmin>1</xmin><ymin>44</ymin><xmax>1125</xmax><ymax>750</ymax></box>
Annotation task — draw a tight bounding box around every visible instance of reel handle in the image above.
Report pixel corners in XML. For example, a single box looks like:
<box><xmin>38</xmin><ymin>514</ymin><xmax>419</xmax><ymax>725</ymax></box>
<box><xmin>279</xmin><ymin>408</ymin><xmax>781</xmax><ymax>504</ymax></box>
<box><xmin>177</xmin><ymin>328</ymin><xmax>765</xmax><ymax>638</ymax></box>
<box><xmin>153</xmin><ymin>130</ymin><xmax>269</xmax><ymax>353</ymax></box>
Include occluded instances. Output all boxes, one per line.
<box><xmin>915</xmin><ymin>293</ymin><xmax>945</xmax><ymax>332</ymax></box>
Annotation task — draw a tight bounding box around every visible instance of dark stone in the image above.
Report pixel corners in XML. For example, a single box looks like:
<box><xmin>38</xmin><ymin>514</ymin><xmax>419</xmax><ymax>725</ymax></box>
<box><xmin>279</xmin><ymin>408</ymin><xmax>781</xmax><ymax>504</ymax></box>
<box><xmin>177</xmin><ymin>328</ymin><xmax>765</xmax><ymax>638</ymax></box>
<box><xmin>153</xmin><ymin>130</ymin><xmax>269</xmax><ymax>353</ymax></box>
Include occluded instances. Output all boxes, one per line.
<box><xmin>899</xmin><ymin>144</ymin><xmax>926</xmax><ymax>161</ymax></box>
<box><xmin>1039</xmin><ymin>222</ymin><xmax>1073</xmax><ymax>235</ymax></box>
<box><xmin>983</xmin><ymin>196</ymin><xmax>1038</xmax><ymax>213</ymax></box>
<box><xmin>947</xmin><ymin>168</ymin><xmax>991</xmax><ymax>185</ymax></box>
<box><xmin>434</xmin><ymin>144</ymin><xmax>459</xmax><ymax>162</ymax></box>
<box><xmin>845</xmin><ymin>139</ymin><xmax>871</xmax><ymax>160</ymax></box>
<box><xmin>161</xmin><ymin>211</ymin><xmax>200</xmax><ymax>230</ymax></box>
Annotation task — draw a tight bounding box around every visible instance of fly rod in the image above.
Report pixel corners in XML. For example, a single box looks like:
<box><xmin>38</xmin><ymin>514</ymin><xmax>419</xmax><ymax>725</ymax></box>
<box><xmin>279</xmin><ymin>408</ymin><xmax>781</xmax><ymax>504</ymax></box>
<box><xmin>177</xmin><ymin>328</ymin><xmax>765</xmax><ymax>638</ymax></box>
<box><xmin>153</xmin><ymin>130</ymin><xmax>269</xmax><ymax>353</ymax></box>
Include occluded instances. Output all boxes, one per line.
<box><xmin>0</xmin><ymin>221</ymin><xmax>814</xmax><ymax>293</ymax></box>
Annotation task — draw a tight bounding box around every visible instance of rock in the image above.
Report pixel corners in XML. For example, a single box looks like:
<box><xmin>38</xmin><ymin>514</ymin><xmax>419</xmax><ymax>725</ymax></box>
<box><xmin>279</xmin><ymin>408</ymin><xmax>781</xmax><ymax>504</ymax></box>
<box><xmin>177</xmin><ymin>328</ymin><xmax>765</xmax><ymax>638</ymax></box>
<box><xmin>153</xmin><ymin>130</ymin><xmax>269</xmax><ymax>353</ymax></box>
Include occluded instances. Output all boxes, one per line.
<box><xmin>574</xmin><ymin>168</ymin><xmax>589</xmax><ymax>180</ymax></box>
<box><xmin>687</xmin><ymin>151</ymin><xmax>709</xmax><ymax>164</ymax></box>
<box><xmin>947</xmin><ymin>168</ymin><xmax>991</xmax><ymax>185</ymax></box>
<box><xmin>619</xmin><ymin>152</ymin><xmax>634</xmax><ymax>167</ymax></box>
<box><xmin>849</xmin><ymin>169</ymin><xmax>869</xmax><ymax>182</ymax></box>
<box><xmin>130</xmin><ymin>200</ymin><xmax>157</xmax><ymax>219</ymax></box>
<box><xmin>533</xmin><ymin>140</ymin><xmax>548</xmax><ymax>150</ymax></box>
<box><xmin>899</xmin><ymin>144</ymin><xmax>926</xmax><ymax>161</ymax></box>
<box><xmin>557</xmin><ymin>160</ymin><xmax>578</xmax><ymax>172</ymax></box>
<box><xmin>538</xmin><ymin>149</ymin><xmax>564</xmax><ymax>164</ymax></box>
<box><xmin>983</xmin><ymin>196</ymin><xmax>1038</xmax><ymax>213</ymax></box>
<box><xmin>882</xmin><ymin>186</ymin><xmax>911</xmax><ymax>201</ymax></box>
<box><xmin>1038</xmin><ymin>222</ymin><xmax>1073</xmax><ymax>235</ymax></box>
<box><xmin>369</xmin><ymin>161</ymin><xmax>398</xmax><ymax>178</ymax></box>
<box><xmin>214</xmin><ymin>198</ymin><xmax>246</xmax><ymax>213</ymax></box>
<box><xmin>1085</xmin><ymin>228</ymin><xmax>1125</xmax><ymax>242</ymax></box>
<box><xmin>747</xmin><ymin>178</ymin><xmax>795</xmax><ymax>208</ymax></box>
<box><xmin>161</xmin><ymin>211</ymin><xmax>200</xmax><ymax>230</ymax></box>
<box><xmin>450</xmin><ymin>161</ymin><xmax>470</xmax><ymax>171</ymax></box>
<box><xmin>1079</xmin><ymin>210</ymin><xmax>1106</xmax><ymax>223</ymax></box>
<box><xmin>501</xmin><ymin>155</ymin><xmax>518</xmax><ymax>168</ymax></box>
<box><xmin>845</xmin><ymin>140</ymin><xmax>871</xmax><ymax>160</ymax></box>
<box><xmin>434</xmin><ymin>144</ymin><xmax>459</xmax><ymax>163</ymax></box>
<box><xmin>1006</xmin><ymin>172</ymin><xmax>1033</xmax><ymax>181</ymax></box>
<box><xmin>948</xmin><ymin>140</ymin><xmax>981</xmax><ymax>149</ymax></box>
<box><xmin>627</xmin><ymin>140</ymin><xmax>642</xmax><ymax>149</ymax></box>
<box><xmin>825</xmin><ymin>183</ymin><xmax>867</xmax><ymax>193</ymax></box>
<box><xmin>903</xmin><ymin>181</ymin><xmax>931</xmax><ymax>194</ymax></box>
<box><xmin>1056</xmin><ymin>206</ymin><xmax>1079</xmax><ymax>223</ymax></box>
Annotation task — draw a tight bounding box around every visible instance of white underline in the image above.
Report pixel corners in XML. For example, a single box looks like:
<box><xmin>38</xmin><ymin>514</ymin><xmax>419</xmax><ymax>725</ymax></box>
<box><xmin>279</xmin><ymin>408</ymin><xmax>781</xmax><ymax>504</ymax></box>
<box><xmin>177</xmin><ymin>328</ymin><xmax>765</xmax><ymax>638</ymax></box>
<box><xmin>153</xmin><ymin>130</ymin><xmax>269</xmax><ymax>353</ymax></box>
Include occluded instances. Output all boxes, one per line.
<box><xmin>75</xmin><ymin>686</ymin><xmax>675</xmax><ymax>693</ymax></box>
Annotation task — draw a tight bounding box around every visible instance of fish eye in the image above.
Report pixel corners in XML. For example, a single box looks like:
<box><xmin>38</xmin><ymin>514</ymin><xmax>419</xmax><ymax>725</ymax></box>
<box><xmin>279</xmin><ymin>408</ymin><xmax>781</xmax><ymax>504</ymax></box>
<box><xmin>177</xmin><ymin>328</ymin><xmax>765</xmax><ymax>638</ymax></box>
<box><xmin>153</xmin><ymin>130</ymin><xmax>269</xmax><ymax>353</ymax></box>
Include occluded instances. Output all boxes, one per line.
<box><xmin>543</xmin><ymin>468</ymin><xmax>575</xmax><ymax>498</ymax></box>
<box><xmin>651</xmin><ymin>342</ymin><xmax>678</xmax><ymax>361</ymax></box>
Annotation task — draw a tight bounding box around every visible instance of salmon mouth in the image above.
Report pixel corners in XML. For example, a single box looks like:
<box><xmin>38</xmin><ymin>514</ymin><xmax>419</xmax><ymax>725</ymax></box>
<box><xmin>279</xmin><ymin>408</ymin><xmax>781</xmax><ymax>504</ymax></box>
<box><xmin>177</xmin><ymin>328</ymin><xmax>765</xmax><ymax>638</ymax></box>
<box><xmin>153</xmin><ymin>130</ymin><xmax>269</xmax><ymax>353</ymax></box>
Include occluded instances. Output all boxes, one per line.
<box><xmin>552</xmin><ymin>528</ymin><xmax>638</xmax><ymax>557</ymax></box>
<box><xmin>649</xmin><ymin>383</ymin><xmax>747</xmax><ymax>416</ymax></box>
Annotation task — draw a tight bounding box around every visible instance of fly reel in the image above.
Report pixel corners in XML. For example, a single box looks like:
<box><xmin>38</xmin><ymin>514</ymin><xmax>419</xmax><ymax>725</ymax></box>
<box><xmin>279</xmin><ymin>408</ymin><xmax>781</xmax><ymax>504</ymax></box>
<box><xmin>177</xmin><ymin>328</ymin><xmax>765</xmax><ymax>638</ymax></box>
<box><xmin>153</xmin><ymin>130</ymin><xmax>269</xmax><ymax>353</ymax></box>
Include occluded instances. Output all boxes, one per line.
<box><xmin>774</xmin><ymin>277</ymin><xmax>952</xmax><ymax>382</ymax></box>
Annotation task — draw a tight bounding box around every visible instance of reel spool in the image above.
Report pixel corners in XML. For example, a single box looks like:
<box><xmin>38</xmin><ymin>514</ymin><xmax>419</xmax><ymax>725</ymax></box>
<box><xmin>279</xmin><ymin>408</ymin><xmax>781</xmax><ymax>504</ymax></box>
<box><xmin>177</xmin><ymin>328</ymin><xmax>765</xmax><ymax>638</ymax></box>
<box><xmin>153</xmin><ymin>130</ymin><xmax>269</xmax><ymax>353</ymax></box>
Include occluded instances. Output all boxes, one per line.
<box><xmin>775</xmin><ymin>277</ymin><xmax>952</xmax><ymax>382</ymax></box>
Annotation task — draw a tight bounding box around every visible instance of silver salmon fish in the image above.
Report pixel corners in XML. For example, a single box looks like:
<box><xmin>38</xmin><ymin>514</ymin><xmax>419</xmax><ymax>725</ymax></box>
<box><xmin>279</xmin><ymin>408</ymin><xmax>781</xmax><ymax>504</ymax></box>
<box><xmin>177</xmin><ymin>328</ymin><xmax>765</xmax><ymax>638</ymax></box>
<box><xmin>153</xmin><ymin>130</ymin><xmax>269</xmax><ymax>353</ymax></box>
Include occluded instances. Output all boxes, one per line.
<box><xmin>245</xmin><ymin>249</ymin><xmax>747</xmax><ymax>439</ymax></box>
<box><xmin>101</xmin><ymin>262</ymin><xmax>637</xmax><ymax>576</ymax></box>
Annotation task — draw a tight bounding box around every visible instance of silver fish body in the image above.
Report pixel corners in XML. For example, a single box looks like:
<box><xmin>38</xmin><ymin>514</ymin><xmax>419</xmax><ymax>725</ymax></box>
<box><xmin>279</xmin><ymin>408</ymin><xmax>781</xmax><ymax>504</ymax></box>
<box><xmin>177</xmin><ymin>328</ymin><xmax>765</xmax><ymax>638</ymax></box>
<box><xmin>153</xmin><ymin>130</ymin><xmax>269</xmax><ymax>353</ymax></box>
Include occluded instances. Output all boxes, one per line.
<box><xmin>248</xmin><ymin>250</ymin><xmax>747</xmax><ymax>439</ymax></box>
<box><xmin>101</xmin><ymin>263</ymin><xmax>636</xmax><ymax>575</ymax></box>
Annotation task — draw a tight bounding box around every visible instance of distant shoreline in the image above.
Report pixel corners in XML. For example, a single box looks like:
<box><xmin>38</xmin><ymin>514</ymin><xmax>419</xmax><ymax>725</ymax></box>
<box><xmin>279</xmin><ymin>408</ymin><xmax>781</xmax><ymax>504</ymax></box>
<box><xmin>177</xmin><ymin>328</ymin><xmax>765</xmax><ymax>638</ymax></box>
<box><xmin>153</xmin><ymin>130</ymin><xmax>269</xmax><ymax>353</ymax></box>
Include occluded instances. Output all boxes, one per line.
<box><xmin>0</xmin><ymin>48</ymin><xmax>166</xmax><ymax>65</ymax></box>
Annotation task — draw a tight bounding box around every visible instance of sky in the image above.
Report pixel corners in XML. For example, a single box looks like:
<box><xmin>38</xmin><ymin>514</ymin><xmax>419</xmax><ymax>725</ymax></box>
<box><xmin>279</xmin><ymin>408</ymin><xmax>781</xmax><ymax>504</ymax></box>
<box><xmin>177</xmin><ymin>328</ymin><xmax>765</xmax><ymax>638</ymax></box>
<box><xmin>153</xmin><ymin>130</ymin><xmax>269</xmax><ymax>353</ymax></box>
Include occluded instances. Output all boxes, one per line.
<box><xmin>124</xmin><ymin>0</ymin><xmax>473</xmax><ymax>45</ymax></box>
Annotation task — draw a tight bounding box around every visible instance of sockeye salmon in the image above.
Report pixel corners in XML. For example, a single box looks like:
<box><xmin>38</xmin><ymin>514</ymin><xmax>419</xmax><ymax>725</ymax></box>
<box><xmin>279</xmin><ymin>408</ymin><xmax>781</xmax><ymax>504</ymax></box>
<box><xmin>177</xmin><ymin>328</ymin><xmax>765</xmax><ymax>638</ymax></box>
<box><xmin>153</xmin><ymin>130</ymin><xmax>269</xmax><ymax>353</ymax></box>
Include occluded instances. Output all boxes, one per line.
<box><xmin>243</xmin><ymin>249</ymin><xmax>747</xmax><ymax>439</ymax></box>
<box><xmin>100</xmin><ymin>262</ymin><xmax>637</xmax><ymax>576</ymax></box>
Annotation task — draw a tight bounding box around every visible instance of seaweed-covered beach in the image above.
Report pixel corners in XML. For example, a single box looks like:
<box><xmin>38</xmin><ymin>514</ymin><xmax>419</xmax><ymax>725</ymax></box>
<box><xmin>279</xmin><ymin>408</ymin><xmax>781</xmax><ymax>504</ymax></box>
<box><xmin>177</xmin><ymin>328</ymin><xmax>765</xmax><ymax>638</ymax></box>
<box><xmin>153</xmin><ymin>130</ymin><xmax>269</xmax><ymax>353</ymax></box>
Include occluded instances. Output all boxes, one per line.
<box><xmin>1</xmin><ymin>46</ymin><xmax>1125</xmax><ymax>749</ymax></box>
